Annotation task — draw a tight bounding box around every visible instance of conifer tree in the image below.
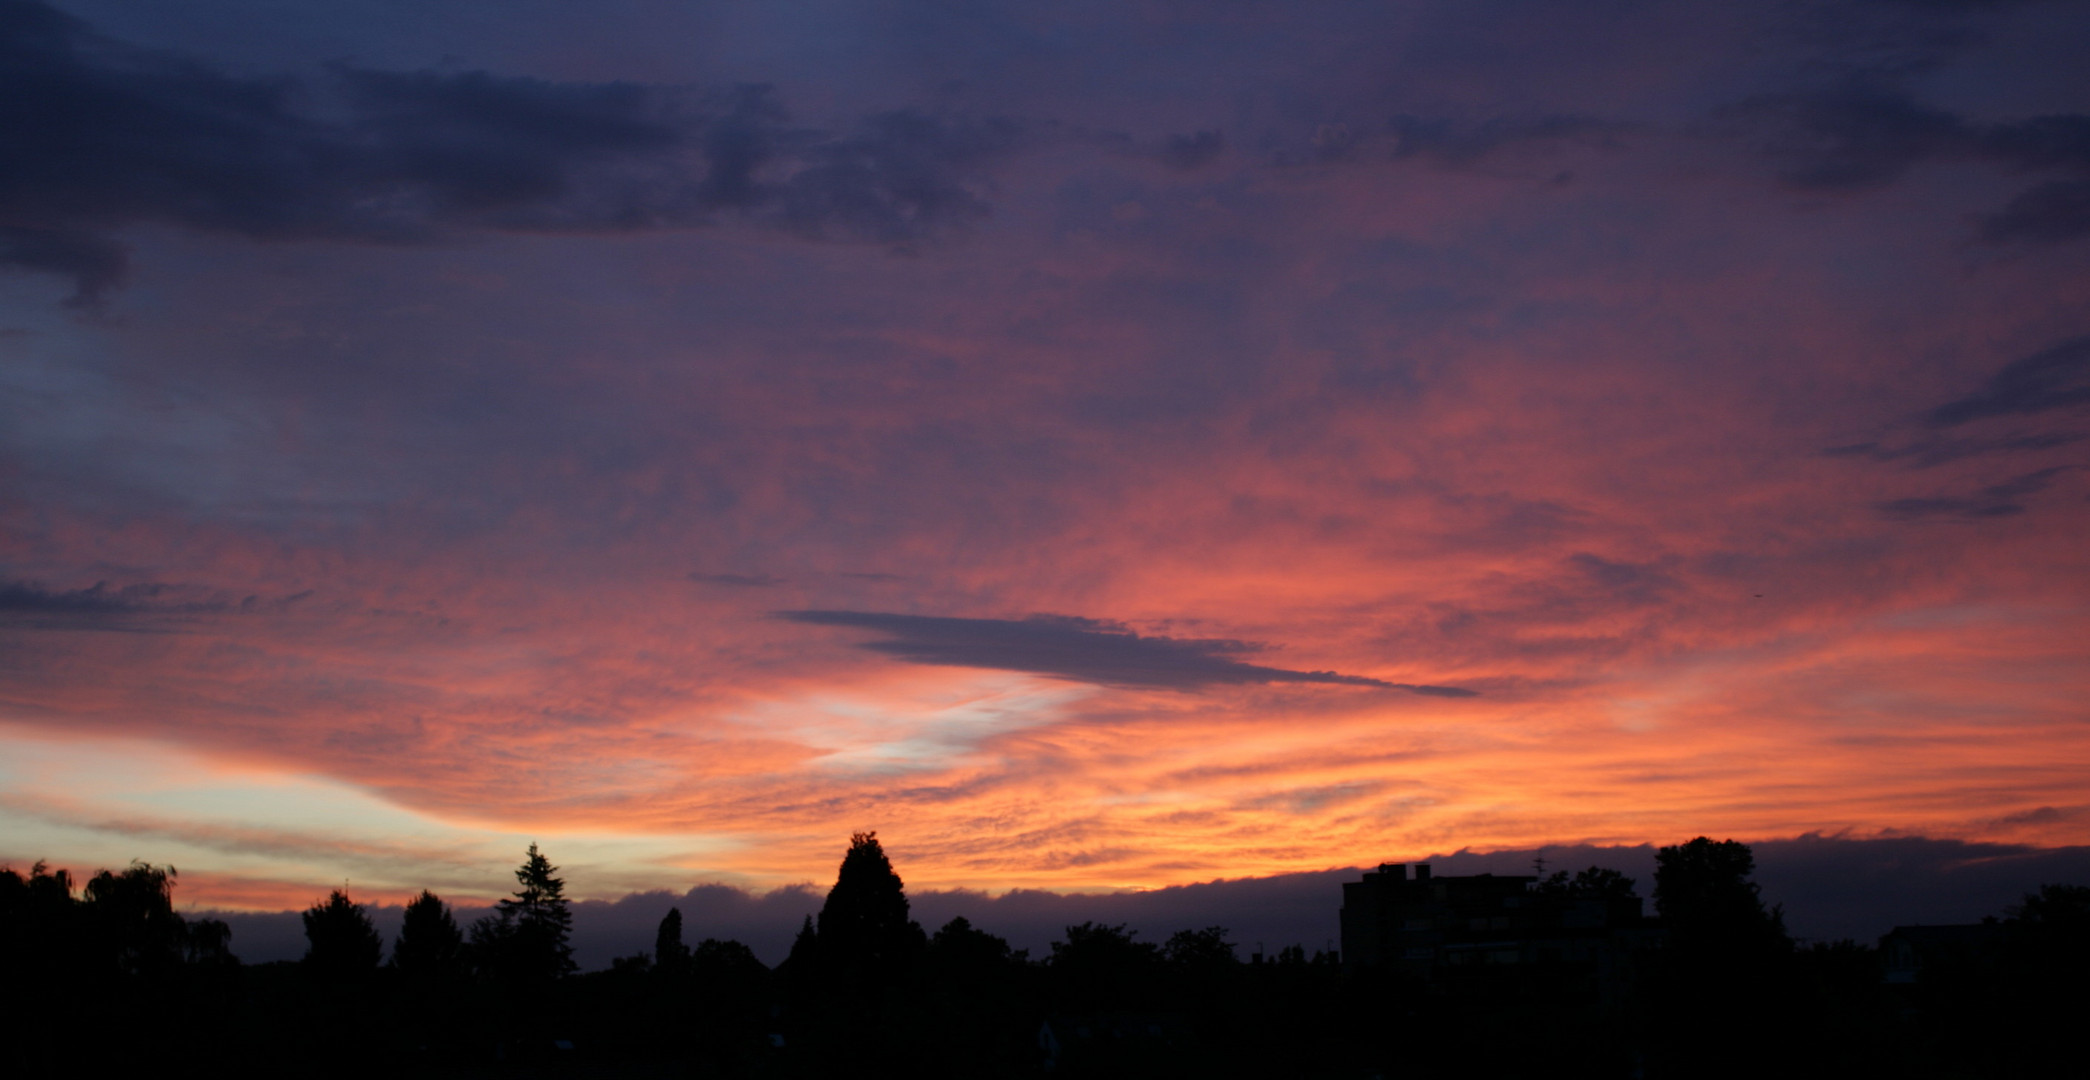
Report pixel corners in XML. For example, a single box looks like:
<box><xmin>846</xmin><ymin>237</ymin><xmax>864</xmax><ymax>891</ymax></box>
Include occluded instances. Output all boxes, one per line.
<box><xmin>393</xmin><ymin>889</ymin><xmax>465</xmax><ymax>978</ymax></box>
<box><xmin>815</xmin><ymin>831</ymin><xmax>925</xmax><ymax>980</ymax></box>
<box><xmin>655</xmin><ymin>906</ymin><xmax>690</xmax><ymax>974</ymax></box>
<box><xmin>783</xmin><ymin>913</ymin><xmax>820</xmax><ymax>973</ymax></box>
<box><xmin>471</xmin><ymin>843</ymin><xmax>575</xmax><ymax>981</ymax></box>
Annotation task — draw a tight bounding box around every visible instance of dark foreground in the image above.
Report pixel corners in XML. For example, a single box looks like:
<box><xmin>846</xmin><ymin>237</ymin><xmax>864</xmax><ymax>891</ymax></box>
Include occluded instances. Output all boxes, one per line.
<box><xmin>3</xmin><ymin>834</ymin><xmax>2083</xmax><ymax>1079</ymax></box>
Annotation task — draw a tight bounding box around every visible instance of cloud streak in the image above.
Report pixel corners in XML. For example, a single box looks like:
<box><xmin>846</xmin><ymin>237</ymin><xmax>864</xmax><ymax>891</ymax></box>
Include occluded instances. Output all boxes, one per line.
<box><xmin>1927</xmin><ymin>337</ymin><xmax>2090</xmax><ymax>427</ymax></box>
<box><xmin>777</xmin><ymin>611</ymin><xmax>1476</xmax><ymax>697</ymax></box>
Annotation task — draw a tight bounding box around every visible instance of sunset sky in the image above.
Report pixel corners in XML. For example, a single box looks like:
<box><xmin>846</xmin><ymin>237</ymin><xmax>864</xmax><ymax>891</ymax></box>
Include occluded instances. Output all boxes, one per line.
<box><xmin>3</xmin><ymin>0</ymin><xmax>2088</xmax><ymax>915</ymax></box>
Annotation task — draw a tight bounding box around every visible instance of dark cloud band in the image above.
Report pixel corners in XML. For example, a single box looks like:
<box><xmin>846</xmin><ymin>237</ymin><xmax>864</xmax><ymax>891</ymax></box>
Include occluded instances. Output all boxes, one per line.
<box><xmin>0</xmin><ymin>0</ymin><xmax>1020</xmax><ymax>302</ymax></box>
<box><xmin>1927</xmin><ymin>337</ymin><xmax>2090</xmax><ymax>428</ymax></box>
<box><xmin>777</xmin><ymin>610</ymin><xmax>1475</xmax><ymax>697</ymax></box>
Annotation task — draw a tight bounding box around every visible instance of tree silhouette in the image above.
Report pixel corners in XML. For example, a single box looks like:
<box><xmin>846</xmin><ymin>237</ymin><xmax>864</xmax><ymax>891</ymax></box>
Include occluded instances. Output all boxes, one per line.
<box><xmin>1649</xmin><ymin>837</ymin><xmax>1792</xmax><ymax>1079</ymax></box>
<box><xmin>1537</xmin><ymin>865</ymin><xmax>1638</xmax><ymax>900</ymax></box>
<box><xmin>1999</xmin><ymin>882</ymin><xmax>2090</xmax><ymax>1064</ymax></box>
<box><xmin>302</xmin><ymin>888</ymin><xmax>382</xmax><ymax>981</ymax></box>
<box><xmin>0</xmin><ymin>860</ymin><xmax>75</xmax><ymax>913</ymax></box>
<box><xmin>929</xmin><ymin>916</ymin><xmax>1023</xmax><ymax>973</ymax></box>
<box><xmin>784</xmin><ymin>913</ymin><xmax>819</xmax><ymax>970</ymax></box>
<box><xmin>2011</xmin><ymin>882</ymin><xmax>2090</xmax><ymax>944</ymax></box>
<box><xmin>471</xmin><ymin>843</ymin><xmax>575</xmax><ymax>982</ymax></box>
<box><xmin>392</xmin><ymin>889</ymin><xmax>464</xmax><ymax>979</ymax></box>
<box><xmin>185</xmin><ymin>917</ymin><xmax>238</xmax><ymax>970</ymax></box>
<box><xmin>1051</xmin><ymin>921</ymin><xmax>1160</xmax><ymax>968</ymax></box>
<box><xmin>1164</xmin><ymin>926</ymin><xmax>1238</xmax><ymax>969</ymax></box>
<box><xmin>654</xmin><ymin>906</ymin><xmax>690</xmax><ymax>975</ymax></box>
<box><xmin>84</xmin><ymin>861</ymin><xmax>189</xmax><ymax>982</ymax></box>
<box><xmin>814</xmin><ymin>831</ymin><xmax>925</xmax><ymax>981</ymax></box>
<box><xmin>1050</xmin><ymin>922</ymin><xmax>1162</xmax><ymax>1010</ymax></box>
<box><xmin>1653</xmin><ymin>837</ymin><xmax>1788</xmax><ymax>953</ymax></box>
<box><xmin>693</xmin><ymin>935</ymin><xmax>767</xmax><ymax>979</ymax></box>
<box><xmin>921</xmin><ymin>917</ymin><xmax>1033</xmax><ymax>1074</ymax></box>
<box><xmin>1</xmin><ymin>861</ymin><xmax>82</xmax><ymax>972</ymax></box>
<box><xmin>2</xmin><ymin>860</ymin><xmax>88</xmax><ymax>1063</ymax></box>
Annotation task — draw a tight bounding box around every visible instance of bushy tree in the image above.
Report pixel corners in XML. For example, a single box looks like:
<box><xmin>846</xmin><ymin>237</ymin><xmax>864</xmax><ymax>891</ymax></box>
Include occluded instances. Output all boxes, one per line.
<box><xmin>814</xmin><ymin>831</ymin><xmax>924</xmax><ymax>980</ymax></box>
<box><xmin>1</xmin><ymin>861</ymin><xmax>81</xmax><ymax>966</ymax></box>
<box><xmin>1164</xmin><ymin>926</ymin><xmax>1238</xmax><ymax>969</ymax></box>
<box><xmin>84</xmin><ymin>861</ymin><xmax>189</xmax><ymax>981</ymax></box>
<box><xmin>1653</xmin><ymin>837</ymin><xmax>1787</xmax><ymax>954</ymax></box>
<box><xmin>929</xmin><ymin>916</ymin><xmax>1022</xmax><ymax>973</ymax></box>
<box><xmin>392</xmin><ymin>889</ymin><xmax>464</xmax><ymax>979</ymax></box>
<box><xmin>1537</xmin><ymin>866</ymin><xmax>1639</xmax><ymax>900</ymax></box>
<box><xmin>302</xmin><ymin>888</ymin><xmax>382</xmax><ymax>981</ymax></box>
<box><xmin>1648</xmin><ymin>838</ymin><xmax>1793</xmax><ymax>1079</ymax></box>
<box><xmin>1051</xmin><ymin>921</ymin><xmax>1160</xmax><ymax>969</ymax></box>
<box><xmin>2</xmin><ymin>860</ymin><xmax>88</xmax><ymax>1052</ymax></box>
<box><xmin>1050</xmin><ymin>922</ymin><xmax>1162</xmax><ymax>1010</ymax></box>
<box><xmin>693</xmin><ymin>936</ymin><xmax>768</xmax><ymax>980</ymax></box>
<box><xmin>0</xmin><ymin>860</ymin><xmax>75</xmax><ymax>913</ymax></box>
<box><xmin>185</xmin><ymin>917</ymin><xmax>238</xmax><ymax>970</ymax></box>
<box><xmin>2002</xmin><ymin>884</ymin><xmax>2090</xmax><ymax>1023</ymax></box>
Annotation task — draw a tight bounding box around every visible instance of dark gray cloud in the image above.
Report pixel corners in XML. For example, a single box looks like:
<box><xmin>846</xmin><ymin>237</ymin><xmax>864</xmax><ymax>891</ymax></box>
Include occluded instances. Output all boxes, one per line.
<box><xmin>1981</xmin><ymin>178</ymin><xmax>2090</xmax><ymax>243</ymax></box>
<box><xmin>1387</xmin><ymin>114</ymin><xmax>1630</xmax><ymax>166</ymax></box>
<box><xmin>0</xmin><ymin>578</ymin><xmax>302</xmax><ymax>628</ymax></box>
<box><xmin>688</xmin><ymin>572</ymin><xmax>787</xmax><ymax>588</ymax></box>
<box><xmin>0</xmin><ymin>579</ymin><xmax>169</xmax><ymax>617</ymax></box>
<box><xmin>1730</xmin><ymin>81</ymin><xmax>1971</xmax><ymax>191</ymax></box>
<box><xmin>1827</xmin><ymin>337</ymin><xmax>2088</xmax><ymax>504</ymax></box>
<box><xmin>1820</xmin><ymin>431</ymin><xmax>2079</xmax><ymax>467</ymax></box>
<box><xmin>0</xmin><ymin>0</ymin><xmax>1021</xmax><ymax>302</ymax></box>
<box><xmin>1873</xmin><ymin>0</ymin><xmax>2041</xmax><ymax>10</ymax></box>
<box><xmin>776</xmin><ymin>610</ymin><xmax>1475</xmax><ymax>696</ymax></box>
<box><xmin>1927</xmin><ymin>336</ymin><xmax>2090</xmax><ymax>427</ymax></box>
<box><xmin>1729</xmin><ymin>78</ymin><xmax>2090</xmax><ymax>243</ymax></box>
<box><xmin>1877</xmin><ymin>465</ymin><xmax>2067</xmax><ymax>520</ymax></box>
<box><xmin>1160</xmin><ymin>129</ymin><xmax>1226</xmax><ymax>171</ymax></box>
<box><xmin>0</xmin><ymin>227</ymin><xmax>128</xmax><ymax>307</ymax></box>
<box><xmin>1276</xmin><ymin>112</ymin><xmax>1628</xmax><ymax>169</ymax></box>
<box><xmin>1566</xmin><ymin>553</ymin><xmax>1679</xmax><ymax>603</ymax></box>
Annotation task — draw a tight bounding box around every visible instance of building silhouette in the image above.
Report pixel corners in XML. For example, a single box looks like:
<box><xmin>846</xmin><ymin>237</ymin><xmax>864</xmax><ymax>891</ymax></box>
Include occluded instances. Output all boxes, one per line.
<box><xmin>1878</xmin><ymin>923</ymin><xmax>2001</xmax><ymax>985</ymax></box>
<box><xmin>1339</xmin><ymin>862</ymin><xmax>1660</xmax><ymax>1008</ymax></box>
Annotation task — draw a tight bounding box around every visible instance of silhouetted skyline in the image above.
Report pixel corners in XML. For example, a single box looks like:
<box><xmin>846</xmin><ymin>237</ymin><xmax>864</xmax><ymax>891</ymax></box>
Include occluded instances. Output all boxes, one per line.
<box><xmin>7</xmin><ymin>834</ymin><xmax>2082</xmax><ymax>1076</ymax></box>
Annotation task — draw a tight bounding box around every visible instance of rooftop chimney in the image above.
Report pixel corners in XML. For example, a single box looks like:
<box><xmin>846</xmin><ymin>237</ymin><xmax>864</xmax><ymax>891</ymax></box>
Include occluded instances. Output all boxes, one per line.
<box><xmin>1415</xmin><ymin>864</ymin><xmax>1432</xmax><ymax>881</ymax></box>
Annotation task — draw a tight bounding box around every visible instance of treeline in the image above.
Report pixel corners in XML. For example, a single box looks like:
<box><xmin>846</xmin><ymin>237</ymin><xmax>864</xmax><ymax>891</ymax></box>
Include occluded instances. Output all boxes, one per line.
<box><xmin>3</xmin><ymin>833</ymin><xmax>2085</xmax><ymax>1078</ymax></box>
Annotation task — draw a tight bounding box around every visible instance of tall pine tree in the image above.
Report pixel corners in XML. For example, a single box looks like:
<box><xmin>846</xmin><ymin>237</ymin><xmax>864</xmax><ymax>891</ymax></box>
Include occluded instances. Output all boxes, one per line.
<box><xmin>654</xmin><ymin>906</ymin><xmax>690</xmax><ymax>974</ymax></box>
<box><xmin>471</xmin><ymin>843</ymin><xmax>575</xmax><ymax>982</ymax></box>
